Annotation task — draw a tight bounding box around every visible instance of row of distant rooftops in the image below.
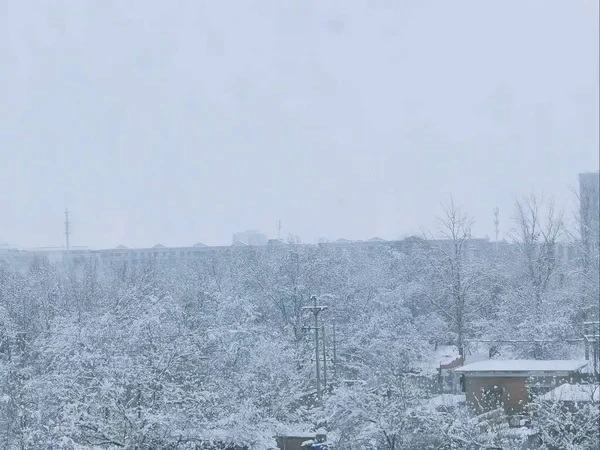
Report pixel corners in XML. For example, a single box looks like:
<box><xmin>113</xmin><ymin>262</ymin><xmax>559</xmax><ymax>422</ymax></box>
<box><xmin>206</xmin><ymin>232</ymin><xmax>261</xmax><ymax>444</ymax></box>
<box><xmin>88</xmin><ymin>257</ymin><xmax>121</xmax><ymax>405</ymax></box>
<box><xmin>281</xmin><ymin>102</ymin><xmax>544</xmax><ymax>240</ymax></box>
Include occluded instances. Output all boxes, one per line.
<box><xmin>1</xmin><ymin>236</ymin><xmax>585</xmax><ymax>266</ymax></box>
<box><xmin>0</xmin><ymin>235</ymin><xmax>501</xmax><ymax>254</ymax></box>
<box><xmin>1</xmin><ymin>236</ymin><xmax>585</xmax><ymax>255</ymax></box>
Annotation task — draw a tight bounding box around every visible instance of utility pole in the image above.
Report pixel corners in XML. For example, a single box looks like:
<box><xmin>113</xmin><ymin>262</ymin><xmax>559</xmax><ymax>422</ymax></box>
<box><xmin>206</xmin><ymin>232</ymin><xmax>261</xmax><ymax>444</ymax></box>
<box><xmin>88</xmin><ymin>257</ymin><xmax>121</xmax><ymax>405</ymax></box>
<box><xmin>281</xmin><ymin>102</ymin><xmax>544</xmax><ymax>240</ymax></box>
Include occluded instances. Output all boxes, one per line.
<box><xmin>322</xmin><ymin>325</ymin><xmax>327</xmax><ymax>394</ymax></box>
<box><xmin>302</xmin><ymin>295</ymin><xmax>328</xmax><ymax>402</ymax></box>
<box><xmin>278</xmin><ymin>220</ymin><xmax>282</xmax><ymax>241</ymax></box>
<box><xmin>64</xmin><ymin>209</ymin><xmax>71</xmax><ymax>253</ymax></box>
<box><xmin>332</xmin><ymin>318</ymin><xmax>338</xmax><ymax>379</ymax></box>
<box><xmin>584</xmin><ymin>321</ymin><xmax>600</xmax><ymax>375</ymax></box>
<box><xmin>493</xmin><ymin>207</ymin><xmax>499</xmax><ymax>252</ymax></box>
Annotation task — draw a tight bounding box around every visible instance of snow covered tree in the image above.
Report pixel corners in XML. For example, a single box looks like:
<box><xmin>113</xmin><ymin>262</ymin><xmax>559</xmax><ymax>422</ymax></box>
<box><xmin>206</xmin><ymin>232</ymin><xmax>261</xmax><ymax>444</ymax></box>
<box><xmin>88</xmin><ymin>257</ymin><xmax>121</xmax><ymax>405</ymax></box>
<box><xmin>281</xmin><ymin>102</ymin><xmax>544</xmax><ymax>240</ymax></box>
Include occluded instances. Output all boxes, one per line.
<box><xmin>492</xmin><ymin>192</ymin><xmax>574</xmax><ymax>359</ymax></box>
<box><xmin>511</xmin><ymin>192</ymin><xmax>564</xmax><ymax>310</ymax></box>
<box><xmin>326</xmin><ymin>377</ymin><xmax>433</xmax><ymax>450</ymax></box>
<box><xmin>417</xmin><ymin>199</ymin><xmax>493</xmax><ymax>357</ymax></box>
<box><xmin>531</xmin><ymin>390</ymin><xmax>600</xmax><ymax>450</ymax></box>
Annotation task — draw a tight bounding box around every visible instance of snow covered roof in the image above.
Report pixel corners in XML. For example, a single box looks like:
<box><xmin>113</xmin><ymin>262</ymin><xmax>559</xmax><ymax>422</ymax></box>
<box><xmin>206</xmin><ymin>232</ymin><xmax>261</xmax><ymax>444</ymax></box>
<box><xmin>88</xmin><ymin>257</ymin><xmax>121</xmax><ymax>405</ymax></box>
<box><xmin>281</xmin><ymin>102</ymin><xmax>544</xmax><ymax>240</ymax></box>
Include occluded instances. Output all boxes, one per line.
<box><xmin>368</xmin><ymin>237</ymin><xmax>386</xmax><ymax>242</ymax></box>
<box><xmin>465</xmin><ymin>353</ymin><xmax>490</xmax><ymax>365</ymax></box>
<box><xmin>421</xmin><ymin>344</ymin><xmax>490</xmax><ymax>374</ymax></box>
<box><xmin>539</xmin><ymin>383</ymin><xmax>600</xmax><ymax>402</ymax></box>
<box><xmin>193</xmin><ymin>242</ymin><xmax>207</xmax><ymax>247</ymax></box>
<box><xmin>276</xmin><ymin>433</ymin><xmax>315</xmax><ymax>439</ymax></box>
<box><xmin>421</xmin><ymin>345</ymin><xmax>460</xmax><ymax>374</ymax></box>
<box><xmin>434</xmin><ymin>346</ymin><xmax>458</xmax><ymax>367</ymax></box>
<box><xmin>454</xmin><ymin>360</ymin><xmax>589</xmax><ymax>374</ymax></box>
<box><xmin>152</xmin><ymin>244</ymin><xmax>166</xmax><ymax>248</ymax></box>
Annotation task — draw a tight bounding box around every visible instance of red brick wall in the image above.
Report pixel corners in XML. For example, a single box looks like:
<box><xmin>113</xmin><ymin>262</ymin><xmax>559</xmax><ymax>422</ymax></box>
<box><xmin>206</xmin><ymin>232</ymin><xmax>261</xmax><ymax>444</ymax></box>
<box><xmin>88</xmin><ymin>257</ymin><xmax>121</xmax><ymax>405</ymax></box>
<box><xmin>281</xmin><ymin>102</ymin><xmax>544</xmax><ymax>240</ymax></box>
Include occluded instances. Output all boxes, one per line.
<box><xmin>465</xmin><ymin>374</ymin><xmax>581</xmax><ymax>414</ymax></box>
<box><xmin>465</xmin><ymin>376</ymin><xmax>529</xmax><ymax>413</ymax></box>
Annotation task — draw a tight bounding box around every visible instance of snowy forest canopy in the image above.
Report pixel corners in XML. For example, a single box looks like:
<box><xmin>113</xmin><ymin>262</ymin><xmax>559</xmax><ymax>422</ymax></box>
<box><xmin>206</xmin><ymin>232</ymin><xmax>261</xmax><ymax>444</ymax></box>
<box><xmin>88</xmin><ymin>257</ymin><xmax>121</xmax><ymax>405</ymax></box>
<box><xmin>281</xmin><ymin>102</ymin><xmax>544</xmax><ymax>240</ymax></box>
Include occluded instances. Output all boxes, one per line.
<box><xmin>0</xmin><ymin>195</ymin><xmax>598</xmax><ymax>449</ymax></box>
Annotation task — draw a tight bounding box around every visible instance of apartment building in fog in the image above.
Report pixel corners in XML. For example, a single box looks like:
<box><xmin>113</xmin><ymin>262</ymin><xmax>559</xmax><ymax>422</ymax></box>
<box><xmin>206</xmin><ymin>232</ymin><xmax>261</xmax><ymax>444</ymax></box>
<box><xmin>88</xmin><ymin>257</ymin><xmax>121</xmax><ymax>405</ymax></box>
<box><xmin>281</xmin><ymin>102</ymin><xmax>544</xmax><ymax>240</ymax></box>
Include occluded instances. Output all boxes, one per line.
<box><xmin>579</xmin><ymin>172</ymin><xmax>600</xmax><ymax>253</ymax></box>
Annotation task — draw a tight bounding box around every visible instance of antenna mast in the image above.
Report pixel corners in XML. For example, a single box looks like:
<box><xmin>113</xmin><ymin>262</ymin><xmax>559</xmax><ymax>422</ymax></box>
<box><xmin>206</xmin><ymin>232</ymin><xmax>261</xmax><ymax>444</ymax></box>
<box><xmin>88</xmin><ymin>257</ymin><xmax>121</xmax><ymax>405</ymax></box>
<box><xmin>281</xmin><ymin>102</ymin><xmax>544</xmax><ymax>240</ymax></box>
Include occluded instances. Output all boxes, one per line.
<box><xmin>493</xmin><ymin>207</ymin><xmax>499</xmax><ymax>251</ymax></box>
<box><xmin>65</xmin><ymin>209</ymin><xmax>70</xmax><ymax>253</ymax></box>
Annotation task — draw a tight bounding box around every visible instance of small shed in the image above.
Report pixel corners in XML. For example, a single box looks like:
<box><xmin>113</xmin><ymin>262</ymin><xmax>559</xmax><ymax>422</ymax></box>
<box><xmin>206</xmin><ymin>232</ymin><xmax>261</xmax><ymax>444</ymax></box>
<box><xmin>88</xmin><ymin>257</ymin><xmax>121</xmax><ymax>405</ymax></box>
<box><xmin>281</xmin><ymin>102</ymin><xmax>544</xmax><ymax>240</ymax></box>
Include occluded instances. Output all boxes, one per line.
<box><xmin>276</xmin><ymin>432</ymin><xmax>326</xmax><ymax>450</ymax></box>
<box><xmin>454</xmin><ymin>359</ymin><xmax>590</xmax><ymax>414</ymax></box>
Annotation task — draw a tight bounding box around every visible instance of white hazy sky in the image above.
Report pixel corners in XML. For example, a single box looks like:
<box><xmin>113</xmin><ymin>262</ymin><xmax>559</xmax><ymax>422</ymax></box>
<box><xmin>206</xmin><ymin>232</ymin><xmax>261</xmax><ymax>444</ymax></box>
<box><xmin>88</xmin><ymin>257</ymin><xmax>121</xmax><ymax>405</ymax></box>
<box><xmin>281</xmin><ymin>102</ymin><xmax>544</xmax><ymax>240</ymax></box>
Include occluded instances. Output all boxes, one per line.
<box><xmin>1</xmin><ymin>0</ymin><xmax>598</xmax><ymax>248</ymax></box>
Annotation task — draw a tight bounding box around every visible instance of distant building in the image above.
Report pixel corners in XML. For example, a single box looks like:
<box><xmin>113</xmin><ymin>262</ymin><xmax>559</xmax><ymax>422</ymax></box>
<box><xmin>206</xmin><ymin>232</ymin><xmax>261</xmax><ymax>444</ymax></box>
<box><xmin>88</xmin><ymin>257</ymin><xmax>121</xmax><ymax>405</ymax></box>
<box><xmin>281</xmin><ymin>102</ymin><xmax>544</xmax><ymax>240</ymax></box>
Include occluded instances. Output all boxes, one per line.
<box><xmin>334</xmin><ymin>238</ymin><xmax>352</xmax><ymax>244</ymax></box>
<box><xmin>0</xmin><ymin>244</ymin><xmax>20</xmax><ymax>266</ymax></box>
<box><xmin>579</xmin><ymin>172</ymin><xmax>599</xmax><ymax>253</ymax></box>
<box><xmin>232</xmin><ymin>230</ymin><xmax>268</xmax><ymax>246</ymax></box>
<box><xmin>96</xmin><ymin>243</ymin><xmax>222</xmax><ymax>266</ymax></box>
<box><xmin>0</xmin><ymin>246</ymin><xmax>93</xmax><ymax>268</ymax></box>
<box><xmin>2</xmin><ymin>232</ymin><xmax>582</xmax><ymax>270</ymax></box>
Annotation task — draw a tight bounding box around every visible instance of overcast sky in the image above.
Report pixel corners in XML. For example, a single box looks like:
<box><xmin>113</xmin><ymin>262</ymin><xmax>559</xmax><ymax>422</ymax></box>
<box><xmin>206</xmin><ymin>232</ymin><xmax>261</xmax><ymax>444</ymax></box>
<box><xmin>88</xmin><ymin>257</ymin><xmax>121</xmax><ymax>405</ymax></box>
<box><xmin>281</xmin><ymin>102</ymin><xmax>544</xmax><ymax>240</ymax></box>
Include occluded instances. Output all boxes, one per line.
<box><xmin>1</xmin><ymin>0</ymin><xmax>598</xmax><ymax>248</ymax></box>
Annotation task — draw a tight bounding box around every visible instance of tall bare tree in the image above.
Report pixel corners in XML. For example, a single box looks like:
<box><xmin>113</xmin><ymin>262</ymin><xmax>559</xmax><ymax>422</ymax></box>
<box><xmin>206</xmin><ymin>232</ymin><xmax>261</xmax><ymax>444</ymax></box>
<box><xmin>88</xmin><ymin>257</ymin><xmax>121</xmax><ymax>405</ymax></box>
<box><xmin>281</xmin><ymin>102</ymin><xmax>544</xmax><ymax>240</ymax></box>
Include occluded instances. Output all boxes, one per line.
<box><xmin>510</xmin><ymin>192</ymin><xmax>564</xmax><ymax>314</ymax></box>
<box><xmin>567</xmin><ymin>185</ymin><xmax>600</xmax><ymax>323</ymax></box>
<box><xmin>501</xmin><ymin>192</ymin><xmax>570</xmax><ymax>358</ymax></box>
<box><xmin>419</xmin><ymin>199</ymin><xmax>490</xmax><ymax>357</ymax></box>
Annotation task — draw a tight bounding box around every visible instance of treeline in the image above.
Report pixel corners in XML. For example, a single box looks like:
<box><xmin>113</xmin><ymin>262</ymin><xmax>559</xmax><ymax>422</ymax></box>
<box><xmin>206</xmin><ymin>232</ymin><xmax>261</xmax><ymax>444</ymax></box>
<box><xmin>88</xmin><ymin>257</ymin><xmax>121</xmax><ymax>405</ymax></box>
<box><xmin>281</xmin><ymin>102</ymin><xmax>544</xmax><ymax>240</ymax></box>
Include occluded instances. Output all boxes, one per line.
<box><xmin>0</xmin><ymin>195</ymin><xmax>597</xmax><ymax>449</ymax></box>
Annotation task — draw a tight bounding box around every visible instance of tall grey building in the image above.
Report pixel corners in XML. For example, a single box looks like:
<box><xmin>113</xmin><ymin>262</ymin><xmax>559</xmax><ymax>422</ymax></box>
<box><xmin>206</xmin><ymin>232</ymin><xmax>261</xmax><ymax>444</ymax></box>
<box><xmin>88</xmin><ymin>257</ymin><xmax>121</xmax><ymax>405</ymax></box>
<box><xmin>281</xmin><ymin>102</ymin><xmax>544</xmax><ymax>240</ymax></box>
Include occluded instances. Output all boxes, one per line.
<box><xmin>579</xmin><ymin>172</ymin><xmax>599</xmax><ymax>252</ymax></box>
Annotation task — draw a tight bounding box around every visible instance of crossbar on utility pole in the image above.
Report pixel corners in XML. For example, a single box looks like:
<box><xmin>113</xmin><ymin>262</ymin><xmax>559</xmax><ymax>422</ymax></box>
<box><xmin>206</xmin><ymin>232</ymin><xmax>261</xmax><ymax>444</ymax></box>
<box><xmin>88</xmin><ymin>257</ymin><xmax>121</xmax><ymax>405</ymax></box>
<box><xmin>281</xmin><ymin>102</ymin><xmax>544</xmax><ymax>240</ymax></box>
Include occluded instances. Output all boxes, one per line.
<box><xmin>302</xmin><ymin>295</ymin><xmax>327</xmax><ymax>402</ymax></box>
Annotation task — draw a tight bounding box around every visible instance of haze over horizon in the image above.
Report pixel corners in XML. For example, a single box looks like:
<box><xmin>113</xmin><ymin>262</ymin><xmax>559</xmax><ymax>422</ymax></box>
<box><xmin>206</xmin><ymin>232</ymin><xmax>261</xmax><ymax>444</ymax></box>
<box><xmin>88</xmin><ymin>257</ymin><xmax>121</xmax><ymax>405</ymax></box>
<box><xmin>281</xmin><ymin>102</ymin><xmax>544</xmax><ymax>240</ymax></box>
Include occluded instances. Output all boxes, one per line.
<box><xmin>1</xmin><ymin>1</ymin><xmax>598</xmax><ymax>249</ymax></box>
